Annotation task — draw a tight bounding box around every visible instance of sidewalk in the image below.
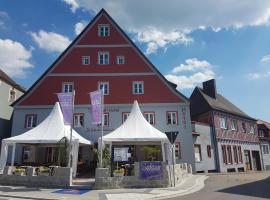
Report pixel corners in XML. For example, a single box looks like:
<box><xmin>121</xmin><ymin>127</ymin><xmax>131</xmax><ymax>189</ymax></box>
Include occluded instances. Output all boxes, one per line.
<box><xmin>0</xmin><ymin>175</ymin><xmax>208</xmax><ymax>200</ymax></box>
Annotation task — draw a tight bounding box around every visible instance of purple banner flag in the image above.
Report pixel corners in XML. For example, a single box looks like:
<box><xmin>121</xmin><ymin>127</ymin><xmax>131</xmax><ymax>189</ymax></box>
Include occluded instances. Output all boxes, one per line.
<box><xmin>90</xmin><ymin>90</ymin><xmax>102</xmax><ymax>124</ymax></box>
<box><xmin>57</xmin><ymin>93</ymin><xmax>73</xmax><ymax>125</ymax></box>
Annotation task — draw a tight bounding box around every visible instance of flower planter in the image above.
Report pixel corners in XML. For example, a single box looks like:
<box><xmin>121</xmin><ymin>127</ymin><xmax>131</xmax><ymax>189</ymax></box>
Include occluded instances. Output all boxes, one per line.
<box><xmin>13</xmin><ymin>172</ymin><xmax>24</xmax><ymax>176</ymax></box>
<box><xmin>113</xmin><ymin>173</ymin><xmax>124</xmax><ymax>177</ymax></box>
<box><xmin>39</xmin><ymin>172</ymin><xmax>50</xmax><ymax>176</ymax></box>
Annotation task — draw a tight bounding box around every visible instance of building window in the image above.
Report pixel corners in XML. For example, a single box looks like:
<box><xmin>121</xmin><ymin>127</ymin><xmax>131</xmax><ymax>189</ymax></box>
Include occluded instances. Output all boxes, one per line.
<box><xmin>98</xmin><ymin>25</ymin><xmax>110</xmax><ymax>37</ymax></box>
<box><xmin>98</xmin><ymin>82</ymin><xmax>109</xmax><ymax>95</ymax></box>
<box><xmin>116</xmin><ymin>56</ymin><xmax>125</xmax><ymax>65</ymax></box>
<box><xmin>207</xmin><ymin>145</ymin><xmax>211</xmax><ymax>158</ymax></box>
<box><xmin>242</xmin><ymin>122</ymin><xmax>246</xmax><ymax>133</ymax></box>
<box><xmin>194</xmin><ymin>144</ymin><xmax>202</xmax><ymax>162</ymax></box>
<box><xmin>82</xmin><ymin>56</ymin><xmax>90</xmax><ymax>65</ymax></box>
<box><xmin>98</xmin><ymin>52</ymin><xmax>109</xmax><ymax>65</ymax></box>
<box><xmin>9</xmin><ymin>88</ymin><xmax>16</xmax><ymax>102</ymax></box>
<box><xmin>62</xmin><ymin>83</ymin><xmax>73</xmax><ymax>93</ymax></box>
<box><xmin>133</xmin><ymin>81</ymin><xmax>144</xmax><ymax>94</ymax></box>
<box><xmin>221</xmin><ymin>145</ymin><xmax>227</xmax><ymax>164</ymax></box>
<box><xmin>233</xmin><ymin>146</ymin><xmax>238</xmax><ymax>164</ymax></box>
<box><xmin>259</xmin><ymin>130</ymin><xmax>265</xmax><ymax>138</ymax></box>
<box><xmin>175</xmin><ymin>142</ymin><xmax>181</xmax><ymax>159</ymax></box>
<box><xmin>167</xmin><ymin>111</ymin><xmax>178</xmax><ymax>125</ymax></box>
<box><xmin>227</xmin><ymin>146</ymin><xmax>233</xmax><ymax>164</ymax></box>
<box><xmin>262</xmin><ymin>144</ymin><xmax>269</xmax><ymax>154</ymax></box>
<box><xmin>231</xmin><ymin>119</ymin><xmax>238</xmax><ymax>131</ymax></box>
<box><xmin>220</xmin><ymin>117</ymin><xmax>227</xmax><ymax>129</ymax></box>
<box><xmin>144</xmin><ymin>112</ymin><xmax>155</xmax><ymax>125</ymax></box>
<box><xmin>122</xmin><ymin>112</ymin><xmax>130</xmax><ymax>123</ymax></box>
<box><xmin>103</xmin><ymin>113</ymin><xmax>109</xmax><ymax>126</ymax></box>
<box><xmin>249</xmin><ymin>125</ymin><xmax>255</xmax><ymax>134</ymax></box>
<box><xmin>74</xmin><ymin>113</ymin><xmax>84</xmax><ymax>127</ymax></box>
<box><xmin>237</xmin><ymin>146</ymin><xmax>243</xmax><ymax>163</ymax></box>
<box><xmin>25</xmin><ymin>114</ymin><xmax>37</xmax><ymax>128</ymax></box>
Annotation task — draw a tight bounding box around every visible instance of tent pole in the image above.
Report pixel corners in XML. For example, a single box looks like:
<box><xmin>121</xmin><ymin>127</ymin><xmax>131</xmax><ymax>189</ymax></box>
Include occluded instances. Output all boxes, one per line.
<box><xmin>161</xmin><ymin>141</ymin><xmax>165</xmax><ymax>162</ymax></box>
<box><xmin>11</xmin><ymin>143</ymin><xmax>16</xmax><ymax>166</ymax></box>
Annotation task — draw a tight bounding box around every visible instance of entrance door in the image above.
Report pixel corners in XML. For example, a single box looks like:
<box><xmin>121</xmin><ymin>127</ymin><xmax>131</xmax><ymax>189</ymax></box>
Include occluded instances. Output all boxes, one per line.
<box><xmin>252</xmin><ymin>151</ymin><xmax>262</xmax><ymax>171</ymax></box>
<box><xmin>244</xmin><ymin>150</ymin><xmax>252</xmax><ymax>171</ymax></box>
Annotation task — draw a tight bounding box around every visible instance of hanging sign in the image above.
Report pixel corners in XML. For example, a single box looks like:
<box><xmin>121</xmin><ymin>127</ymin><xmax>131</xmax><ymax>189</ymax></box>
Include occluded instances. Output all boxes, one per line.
<box><xmin>90</xmin><ymin>90</ymin><xmax>102</xmax><ymax>124</ymax></box>
<box><xmin>165</xmin><ymin>131</ymin><xmax>179</xmax><ymax>144</ymax></box>
<box><xmin>57</xmin><ymin>93</ymin><xmax>73</xmax><ymax>125</ymax></box>
<box><xmin>140</xmin><ymin>162</ymin><xmax>163</xmax><ymax>180</ymax></box>
<box><xmin>113</xmin><ymin>147</ymin><xmax>129</xmax><ymax>162</ymax></box>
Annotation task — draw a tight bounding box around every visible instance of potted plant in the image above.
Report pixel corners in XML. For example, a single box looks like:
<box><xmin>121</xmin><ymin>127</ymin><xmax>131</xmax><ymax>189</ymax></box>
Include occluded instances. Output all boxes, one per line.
<box><xmin>12</xmin><ymin>168</ymin><xmax>26</xmax><ymax>176</ymax></box>
<box><xmin>37</xmin><ymin>167</ymin><xmax>51</xmax><ymax>176</ymax></box>
<box><xmin>113</xmin><ymin>168</ymin><xmax>125</xmax><ymax>177</ymax></box>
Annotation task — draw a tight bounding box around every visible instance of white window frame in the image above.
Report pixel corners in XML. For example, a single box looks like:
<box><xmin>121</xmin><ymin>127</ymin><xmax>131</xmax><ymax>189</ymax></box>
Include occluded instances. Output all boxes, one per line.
<box><xmin>98</xmin><ymin>52</ymin><xmax>109</xmax><ymax>65</ymax></box>
<box><xmin>82</xmin><ymin>56</ymin><xmax>90</xmax><ymax>65</ymax></box>
<box><xmin>249</xmin><ymin>125</ymin><xmax>255</xmax><ymax>134</ymax></box>
<box><xmin>103</xmin><ymin>113</ymin><xmax>109</xmax><ymax>126</ymax></box>
<box><xmin>262</xmin><ymin>144</ymin><xmax>269</xmax><ymax>154</ymax></box>
<box><xmin>194</xmin><ymin>144</ymin><xmax>202</xmax><ymax>162</ymax></box>
<box><xmin>167</xmin><ymin>111</ymin><xmax>178</xmax><ymax>125</ymax></box>
<box><xmin>122</xmin><ymin>112</ymin><xmax>130</xmax><ymax>123</ymax></box>
<box><xmin>9</xmin><ymin>88</ymin><xmax>16</xmax><ymax>102</ymax></box>
<box><xmin>98</xmin><ymin>82</ymin><xmax>109</xmax><ymax>95</ymax></box>
<box><xmin>144</xmin><ymin>112</ymin><xmax>155</xmax><ymax>125</ymax></box>
<box><xmin>74</xmin><ymin>113</ymin><xmax>84</xmax><ymax>127</ymax></box>
<box><xmin>116</xmin><ymin>56</ymin><xmax>125</xmax><ymax>65</ymax></box>
<box><xmin>62</xmin><ymin>82</ymin><xmax>73</xmax><ymax>93</ymax></box>
<box><xmin>98</xmin><ymin>24</ymin><xmax>110</xmax><ymax>37</ymax></box>
<box><xmin>231</xmin><ymin>119</ymin><xmax>238</xmax><ymax>131</ymax></box>
<box><xmin>133</xmin><ymin>81</ymin><xmax>144</xmax><ymax>94</ymax></box>
<box><xmin>26</xmin><ymin>115</ymin><xmax>37</xmax><ymax>129</ymax></box>
<box><xmin>220</xmin><ymin>117</ymin><xmax>227</xmax><ymax>129</ymax></box>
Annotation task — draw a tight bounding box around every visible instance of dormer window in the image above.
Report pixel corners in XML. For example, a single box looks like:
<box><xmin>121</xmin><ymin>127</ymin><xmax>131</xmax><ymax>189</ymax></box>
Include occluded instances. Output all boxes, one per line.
<box><xmin>98</xmin><ymin>25</ymin><xmax>110</xmax><ymax>37</ymax></box>
<box><xmin>82</xmin><ymin>56</ymin><xmax>90</xmax><ymax>65</ymax></box>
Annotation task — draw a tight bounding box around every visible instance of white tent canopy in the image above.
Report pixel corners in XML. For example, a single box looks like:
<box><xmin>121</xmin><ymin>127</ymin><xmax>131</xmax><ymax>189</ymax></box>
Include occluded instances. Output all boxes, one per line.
<box><xmin>3</xmin><ymin>102</ymin><xmax>90</xmax><ymax>145</ymax></box>
<box><xmin>0</xmin><ymin>102</ymin><xmax>91</xmax><ymax>174</ymax></box>
<box><xmin>103</xmin><ymin>101</ymin><xmax>169</xmax><ymax>142</ymax></box>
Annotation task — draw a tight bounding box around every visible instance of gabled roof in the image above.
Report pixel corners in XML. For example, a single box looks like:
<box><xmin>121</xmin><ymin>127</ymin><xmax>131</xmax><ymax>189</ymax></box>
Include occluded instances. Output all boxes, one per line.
<box><xmin>103</xmin><ymin>100</ymin><xmax>169</xmax><ymax>142</ymax></box>
<box><xmin>0</xmin><ymin>69</ymin><xmax>25</xmax><ymax>93</ymax></box>
<box><xmin>12</xmin><ymin>8</ymin><xmax>189</xmax><ymax>107</ymax></box>
<box><xmin>257</xmin><ymin>119</ymin><xmax>270</xmax><ymax>130</ymax></box>
<box><xmin>197</xmin><ymin>87</ymin><xmax>254</xmax><ymax>120</ymax></box>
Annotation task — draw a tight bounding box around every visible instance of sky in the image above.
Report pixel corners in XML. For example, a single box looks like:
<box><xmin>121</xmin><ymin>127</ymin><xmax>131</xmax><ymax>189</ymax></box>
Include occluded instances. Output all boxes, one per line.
<box><xmin>0</xmin><ymin>0</ymin><xmax>270</xmax><ymax>121</ymax></box>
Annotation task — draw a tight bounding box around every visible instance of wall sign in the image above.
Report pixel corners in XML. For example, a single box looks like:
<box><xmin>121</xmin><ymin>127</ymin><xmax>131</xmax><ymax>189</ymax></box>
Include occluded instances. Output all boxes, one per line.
<box><xmin>140</xmin><ymin>162</ymin><xmax>163</xmax><ymax>180</ymax></box>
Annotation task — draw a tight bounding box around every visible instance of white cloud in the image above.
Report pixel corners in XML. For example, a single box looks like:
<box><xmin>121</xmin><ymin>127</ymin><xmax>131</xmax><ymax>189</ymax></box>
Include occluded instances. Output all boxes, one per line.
<box><xmin>74</xmin><ymin>20</ymin><xmax>87</xmax><ymax>35</ymax></box>
<box><xmin>247</xmin><ymin>72</ymin><xmax>270</xmax><ymax>80</ymax></box>
<box><xmin>136</xmin><ymin>28</ymin><xmax>193</xmax><ymax>54</ymax></box>
<box><xmin>0</xmin><ymin>39</ymin><xmax>33</xmax><ymax>78</ymax></box>
<box><xmin>62</xmin><ymin>1</ymin><xmax>270</xmax><ymax>54</ymax></box>
<box><xmin>30</xmin><ymin>30</ymin><xmax>71</xmax><ymax>53</ymax></box>
<box><xmin>0</xmin><ymin>11</ymin><xmax>10</xmax><ymax>30</ymax></box>
<box><xmin>62</xmin><ymin>0</ymin><xmax>79</xmax><ymax>13</ymax></box>
<box><xmin>165</xmin><ymin>58</ymin><xmax>215</xmax><ymax>89</ymax></box>
<box><xmin>260</xmin><ymin>54</ymin><xmax>270</xmax><ymax>63</ymax></box>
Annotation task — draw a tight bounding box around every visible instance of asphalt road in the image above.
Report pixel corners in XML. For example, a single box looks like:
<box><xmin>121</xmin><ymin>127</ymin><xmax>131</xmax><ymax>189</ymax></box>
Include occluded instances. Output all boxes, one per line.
<box><xmin>169</xmin><ymin>172</ymin><xmax>270</xmax><ymax>200</ymax></box>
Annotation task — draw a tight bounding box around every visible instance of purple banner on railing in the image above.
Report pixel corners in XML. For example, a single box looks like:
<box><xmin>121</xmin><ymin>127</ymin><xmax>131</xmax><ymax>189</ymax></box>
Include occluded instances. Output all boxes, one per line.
<box><xmin>57</xmin><ymin>93</ymin><xmax>73</xmax><ymax>125</ymax></box>
<box><xmin>90</xmin><ymin>90</ymin><xmax>102</xmax><ymax>124</ymax></box>
<box><xmin>140</xmin><ymin>161</ymin><xmax>163</xmax><ymax>180</ymax></box>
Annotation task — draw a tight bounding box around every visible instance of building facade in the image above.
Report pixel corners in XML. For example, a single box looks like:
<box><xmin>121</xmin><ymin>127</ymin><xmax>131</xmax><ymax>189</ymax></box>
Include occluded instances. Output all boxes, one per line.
<box><xmin>192</xmin><ymin>121</ymin><xmax>216</xmax><ymax>173</ymax></box>
<box><xmin>190</xmin><ymin>79</ymin><xmax>262</xmax><ymax>173</ymax></box>
<box><xmin>10</xmin><ymin>9</ymin><xmax>195</xmax><ymax>171</ymax></box>
<box><xmin>257</xmin><ymin>120</ymin><xmax>270</xmax><ymax>170</ymax></box>
<box><xmin>0</xmin><ymin>69</ymin><xmax>25</xmax><ymax>144</ymax></box>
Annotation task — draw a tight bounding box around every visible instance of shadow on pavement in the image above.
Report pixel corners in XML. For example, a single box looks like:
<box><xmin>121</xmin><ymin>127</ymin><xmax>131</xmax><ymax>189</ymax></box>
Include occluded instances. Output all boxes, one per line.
<box><xmin>0</xmin><ymin>186</ymin><xmax>41</xmax><ymax>193</ymax></box>
<box><xmin>218</xmin><ymin>176</ymin><xmax>270</xmax><ymax>199</ymax></box>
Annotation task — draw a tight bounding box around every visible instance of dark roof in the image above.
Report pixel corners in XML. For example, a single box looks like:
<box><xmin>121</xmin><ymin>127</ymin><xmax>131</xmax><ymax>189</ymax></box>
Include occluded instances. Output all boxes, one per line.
<box><xmin>0</xmin><ymin>69</ymin><xmax>26</xmax><ymax>93</ymax></box>
<box><xmin>197</xmin><ymin>87</ymin><xmax>254</xmax><ymax>120</ymax></box>
<box><xmin>12</xmin><ymin>8</ymin><xmax>189</xmax><ymax>106</ymax></box>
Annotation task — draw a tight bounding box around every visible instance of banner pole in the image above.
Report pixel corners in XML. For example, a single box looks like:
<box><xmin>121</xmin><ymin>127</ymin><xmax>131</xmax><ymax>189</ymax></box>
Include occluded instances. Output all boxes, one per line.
<box><xmin>69</xmin><ymin>90</ymin><xmax>75</xmax><ymax>169</ymax></box>
<box><xmin>100</xmin><ymin>91</ymin><xmax>104</xmax><ymax>168</ymax></box>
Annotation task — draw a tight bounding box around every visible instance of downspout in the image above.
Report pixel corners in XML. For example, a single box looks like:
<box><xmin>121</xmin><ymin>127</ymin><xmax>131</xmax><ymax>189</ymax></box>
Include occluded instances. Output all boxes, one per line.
<box><xmin>210</xmin><ymin>111</ymin><xmax>220</xmax><ymax>172</ymax></box>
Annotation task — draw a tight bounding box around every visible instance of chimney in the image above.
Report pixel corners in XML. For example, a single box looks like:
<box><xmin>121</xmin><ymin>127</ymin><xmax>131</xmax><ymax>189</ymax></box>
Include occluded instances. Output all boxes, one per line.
<box><xmin>202</xmin><ymin>79</ymin><xmax>217</xmax><ymax>99</ymax></box>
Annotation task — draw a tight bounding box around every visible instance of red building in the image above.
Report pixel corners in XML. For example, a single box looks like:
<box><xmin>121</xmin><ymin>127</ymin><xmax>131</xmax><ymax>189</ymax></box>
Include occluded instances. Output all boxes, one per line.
<box><xmin>11</xmin><ymin>9</ymin><xmax>195</xmax><ymax>172</ymax></box>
